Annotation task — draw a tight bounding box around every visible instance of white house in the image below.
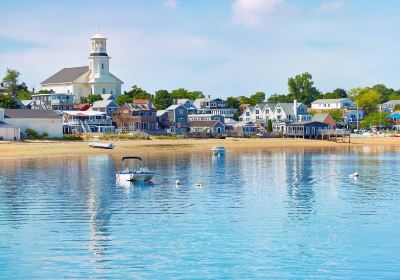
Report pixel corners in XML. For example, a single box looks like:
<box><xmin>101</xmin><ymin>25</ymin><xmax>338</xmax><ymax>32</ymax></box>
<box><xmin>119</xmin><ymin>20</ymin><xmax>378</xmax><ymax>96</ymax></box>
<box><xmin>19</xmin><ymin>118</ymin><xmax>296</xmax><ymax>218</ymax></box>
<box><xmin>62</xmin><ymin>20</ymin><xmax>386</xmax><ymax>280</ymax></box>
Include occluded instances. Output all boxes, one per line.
<box><xmin>41</xmin><ymin>32</ymin><xmax>123</xmax><ymax>100</ymax></box>
<box><xmin>2</xmin><ymin>109</ymin><xmax>63</xmax><ymax>138</ymax></box>
<box><xmin>240</xmin><ymin>101</ymin><xmax>310</xmax><ymax>123</ymax></box>
<box><xmin>381</xmin><ymin>100</ymin><xmax>400</xmax><ymax>113</ymax></box>
<box><xmin>192</xmin><ymin>98</ymin><xmax>237</xmax><ymax>118</ymax></box>
<box><xmin>311</xmin><ymin>98</ymin><xmax>354</xmax><ymax>110</ymax></box>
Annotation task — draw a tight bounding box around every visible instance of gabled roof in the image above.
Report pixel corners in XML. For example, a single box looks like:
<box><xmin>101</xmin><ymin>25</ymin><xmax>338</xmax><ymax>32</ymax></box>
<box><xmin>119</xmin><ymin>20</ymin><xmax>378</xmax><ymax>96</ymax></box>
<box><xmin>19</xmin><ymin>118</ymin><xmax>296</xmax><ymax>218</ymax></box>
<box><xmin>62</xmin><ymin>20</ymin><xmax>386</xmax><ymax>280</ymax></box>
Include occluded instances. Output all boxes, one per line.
<box><xmin>383</xmin><ymin>100</ymin><xmax>400</xmax><ymax>105</ymax></box>
<box><xmin>4</xmin><ymin>109</ymin><xmax>61</xmax><ymax>119</ymax></box>
<box><xmin>91</xmin><ymin>100</ymin><xmax>118</xmax><ymax>109</ymax></box>
<box><xmin>156</xmin><ymin>110</ymin><xmax>167</xmax><ymax>117</ymax></box>
<box><xmin>41</xmin><ymin>66</ymin><xmax>89</xmax><ymax>84</ymax></box>
<box><xmin>176</xmin><ymin>99</ymin><xmax>191</xmax><ymax>104</ymax></box>
<box><xmin>312</xmin><ymin>98</ymin><xmax>350</xmax><ymax>104</ymax></box>
<box><xmin>165</xmin><ymin>104</ymin><xmax>185</xmax><ymax>111</ymax></box>
<box><xmin>312</xmin><ymin>113</ymin><xmax>331</xmax><ymax>122</ymax></box>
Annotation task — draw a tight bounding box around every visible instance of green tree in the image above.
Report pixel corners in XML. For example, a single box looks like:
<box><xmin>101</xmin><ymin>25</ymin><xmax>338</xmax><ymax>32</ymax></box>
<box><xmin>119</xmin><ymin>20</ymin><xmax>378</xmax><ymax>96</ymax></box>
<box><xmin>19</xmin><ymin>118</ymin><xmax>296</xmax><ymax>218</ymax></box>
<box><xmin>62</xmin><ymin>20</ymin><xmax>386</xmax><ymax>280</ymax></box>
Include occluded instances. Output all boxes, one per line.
<box><xmin>357</xmin><ymin>89</ymin><xmax>381</xmax><ymax>114</ymax></box>
<box><xmin>324</xmin><ymin>88</ymin><xmax>347</xmax><ymax>99</ymax></box>
<box><xmin>116</xmin><ymin>95</ymin><xmax>132</xmax><ymax>106</ymax></box>
<box><xmin>360</xmin><ymin>111</ymin><xmax>390</xmax><ymax>129</ymax></box>
<box><xmin>288</xmin><ymin>72</ymin><xmax>321</xmax><ymax>105</ymax></box>
<box><xmin>80</xmin><ymin>96</ymin><xmax>88</xmax><ymax>104</ymax></box>
<box><xmin>267</xmin><ymin>119</ymin><xmax>273</xmax><ymax>134</ymax></box>
<box><xmin>388</xmin><ymin>92</ymin><xmax>400</xmax><ymax>100</ymax></box>
<box><xmin>2</xmin><ymin>68</ymin><xmax>20</xmax><ymax>95</ymax></box>
<box><xmin>226</xmin><ymin>96</ymin><xmax>240</xmax><ymax>108</ymax></box>
<box><xmin>250</xmin><ymin>92</ymin><xmax>265</xmax><ymax>104</ymax></box>
<box><xmin>0</xmin><ymin>94</ymin><xmax>20</xmax><ymax>108</ymax></box>
<box><xmin>170</xmin><ymin>88</ymin><xmax>204</xmax><ymax>100</ymax></box>
<box><xmin>238</xmin><ymin>95</ymin><xmax>252</xmax><ymax>105</ymax></box>
<box><xmin>153</xmin><ymin>89</ymin><xmax>173</xmax><ymax>110</ymax></box>
<box><xmin>124</xmin><ymin>85</ymin><xmax>152</xmax><ymax>100</ymax></box>
<box><xmin>328</xmin><ymin>109</ymin><xmax>345</xmax><ymax>124</ymax></box>
<box><xmin>267</xmin><ymin>94</ymin><xmax>291</xmax><ymax>103</ymax></box>
<box><xmin>371</xmin><ymin>84</ymin><xmax>397</xmax><ymax>103</ymax></box>
<box><xmin>36</xmin><ymin>89</ymin><xmax>54</xmax><ymax>94</ymax></box>
<box><xmin>88</xmin><ymin>94</ymin><xmax>102</xmax><ymax>105</ymax></box>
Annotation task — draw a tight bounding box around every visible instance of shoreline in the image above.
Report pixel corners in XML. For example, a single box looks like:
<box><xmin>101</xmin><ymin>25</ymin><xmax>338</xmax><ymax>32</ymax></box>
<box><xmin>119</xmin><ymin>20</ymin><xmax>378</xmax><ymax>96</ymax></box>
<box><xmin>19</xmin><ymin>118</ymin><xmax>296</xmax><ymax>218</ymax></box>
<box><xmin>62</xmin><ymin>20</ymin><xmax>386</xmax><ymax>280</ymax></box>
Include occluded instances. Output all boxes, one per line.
<box><xmin>2</xmin><ymin>137</ymin><xmax>400</xmax><ymax>159</ymax></box>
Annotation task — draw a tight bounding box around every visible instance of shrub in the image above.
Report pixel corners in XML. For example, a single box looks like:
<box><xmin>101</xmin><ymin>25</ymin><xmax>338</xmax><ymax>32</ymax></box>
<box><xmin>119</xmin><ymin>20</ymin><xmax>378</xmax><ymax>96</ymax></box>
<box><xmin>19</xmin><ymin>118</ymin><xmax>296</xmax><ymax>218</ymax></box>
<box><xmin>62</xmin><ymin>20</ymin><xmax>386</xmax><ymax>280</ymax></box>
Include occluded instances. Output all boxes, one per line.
<box><xmin>24</xmin><ymin>128</ymin><xmax>49</xmax><ymax>139</ymax></box>
<box><xmin>62</xmin><ymin>134</ymin><xmax>83</xmax><ymax>141</ymax></box>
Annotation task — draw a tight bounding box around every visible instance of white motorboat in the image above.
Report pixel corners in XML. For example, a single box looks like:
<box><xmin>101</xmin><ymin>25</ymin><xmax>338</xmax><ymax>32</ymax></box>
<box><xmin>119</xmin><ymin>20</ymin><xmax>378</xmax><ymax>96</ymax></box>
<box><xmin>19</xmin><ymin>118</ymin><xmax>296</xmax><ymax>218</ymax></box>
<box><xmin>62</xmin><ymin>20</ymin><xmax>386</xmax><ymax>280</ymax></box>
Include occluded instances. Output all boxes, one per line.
<box><xmin>116</xmin><ymin>156</ymin><xmax>155</xmax><ymax>182</ymax></box>
<box><xmin>211</xmin><ymin>146</ymin><xmax>225</xmax><ymax>156</ymax></box>
<box><xmin>88</xmin><ymin>142</ymin><xmax>115</xmax><ymax>149</ymax></box>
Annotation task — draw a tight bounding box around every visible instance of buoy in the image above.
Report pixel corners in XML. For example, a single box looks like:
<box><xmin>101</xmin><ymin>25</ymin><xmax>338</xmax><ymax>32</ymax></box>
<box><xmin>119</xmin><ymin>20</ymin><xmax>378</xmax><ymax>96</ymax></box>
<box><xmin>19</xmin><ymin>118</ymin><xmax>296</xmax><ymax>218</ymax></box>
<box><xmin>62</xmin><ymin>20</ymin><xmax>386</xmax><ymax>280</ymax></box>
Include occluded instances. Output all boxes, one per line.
<box><xmin>195</xmin><ymin>183</ymin><xmax>203</xmax><ymax>188</ymax></box>
<box><xmin>175</xmin><ymin>180</ymin><xmax>181</xmax><ymax>185</ymax></box>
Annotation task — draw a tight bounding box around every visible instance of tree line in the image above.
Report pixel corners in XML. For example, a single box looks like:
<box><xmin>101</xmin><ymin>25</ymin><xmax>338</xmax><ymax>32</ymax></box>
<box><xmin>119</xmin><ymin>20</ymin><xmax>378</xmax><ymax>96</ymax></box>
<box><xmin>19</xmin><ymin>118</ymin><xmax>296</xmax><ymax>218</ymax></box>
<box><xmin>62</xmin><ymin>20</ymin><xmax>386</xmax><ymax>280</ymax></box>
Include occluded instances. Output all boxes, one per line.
<box><xmin>2</xmin><ymin>68</ymin><xmax>400</xmax><ymax>117</ymax></box>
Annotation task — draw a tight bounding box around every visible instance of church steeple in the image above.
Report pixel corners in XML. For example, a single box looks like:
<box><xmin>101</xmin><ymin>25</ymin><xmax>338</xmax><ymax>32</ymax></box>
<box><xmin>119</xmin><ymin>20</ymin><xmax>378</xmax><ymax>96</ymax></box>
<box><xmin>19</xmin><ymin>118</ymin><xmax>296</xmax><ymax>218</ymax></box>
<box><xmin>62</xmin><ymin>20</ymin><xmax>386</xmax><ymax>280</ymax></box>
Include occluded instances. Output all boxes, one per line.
<box><xmin>89</xmin><ymin>32</ymin><xmax>110</xmax><ymax>79</ymax></box>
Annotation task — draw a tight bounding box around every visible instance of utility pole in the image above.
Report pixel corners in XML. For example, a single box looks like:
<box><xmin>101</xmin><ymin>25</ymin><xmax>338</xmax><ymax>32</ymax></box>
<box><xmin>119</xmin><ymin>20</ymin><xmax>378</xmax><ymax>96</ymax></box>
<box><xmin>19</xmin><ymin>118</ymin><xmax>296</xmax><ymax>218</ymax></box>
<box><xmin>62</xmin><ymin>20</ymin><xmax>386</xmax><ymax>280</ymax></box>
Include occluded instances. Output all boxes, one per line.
<box><xmin>356</xmin><ymin>99</ymin><xmax>359</xmax><ymax>131</ymax></box>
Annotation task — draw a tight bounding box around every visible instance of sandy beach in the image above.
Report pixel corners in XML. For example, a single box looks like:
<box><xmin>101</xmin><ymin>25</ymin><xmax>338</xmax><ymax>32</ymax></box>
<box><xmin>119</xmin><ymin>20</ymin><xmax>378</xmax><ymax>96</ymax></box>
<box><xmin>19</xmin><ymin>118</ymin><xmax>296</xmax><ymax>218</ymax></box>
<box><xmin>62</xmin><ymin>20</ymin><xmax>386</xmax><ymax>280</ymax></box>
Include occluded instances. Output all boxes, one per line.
<box><xmin>1</xmin><ymin>137</ymin><xmax>400</xmax><ymax>159</ymax></box>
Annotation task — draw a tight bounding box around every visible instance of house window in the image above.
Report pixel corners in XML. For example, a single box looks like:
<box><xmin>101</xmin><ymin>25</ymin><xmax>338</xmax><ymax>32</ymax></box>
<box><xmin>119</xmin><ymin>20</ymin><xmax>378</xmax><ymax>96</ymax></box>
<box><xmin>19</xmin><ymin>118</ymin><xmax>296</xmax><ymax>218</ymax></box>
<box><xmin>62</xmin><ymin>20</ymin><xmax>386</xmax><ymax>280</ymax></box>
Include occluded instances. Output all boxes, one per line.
<box><xmin>246</xmin><ymin>112</ymin><xmax>250</xmax><ymax>116</ymax></box>
<box><xmin>256</xmin><ymin>109</ymin><xmax>259</xmax><ymax>114</ymax></box>
<box><xmin>102</xmin><ymin>64</ymin><xmax>104</xmax><ymax>70</ymax></box>
<box><xmin>102</xmin><ymin>88</ymin><xmax>105</xmax><ymax>94</ymax></box>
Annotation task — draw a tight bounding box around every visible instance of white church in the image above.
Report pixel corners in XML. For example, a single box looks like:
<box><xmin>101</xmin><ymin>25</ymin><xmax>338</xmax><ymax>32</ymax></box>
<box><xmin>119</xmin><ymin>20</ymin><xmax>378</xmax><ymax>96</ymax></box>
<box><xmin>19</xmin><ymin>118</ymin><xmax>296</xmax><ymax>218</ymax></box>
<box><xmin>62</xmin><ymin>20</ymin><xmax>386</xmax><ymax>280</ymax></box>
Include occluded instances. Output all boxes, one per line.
<box><xmin>41</xmin><ymin>33</ymin><xmax>123</xmax><ymax>99</ymax></box>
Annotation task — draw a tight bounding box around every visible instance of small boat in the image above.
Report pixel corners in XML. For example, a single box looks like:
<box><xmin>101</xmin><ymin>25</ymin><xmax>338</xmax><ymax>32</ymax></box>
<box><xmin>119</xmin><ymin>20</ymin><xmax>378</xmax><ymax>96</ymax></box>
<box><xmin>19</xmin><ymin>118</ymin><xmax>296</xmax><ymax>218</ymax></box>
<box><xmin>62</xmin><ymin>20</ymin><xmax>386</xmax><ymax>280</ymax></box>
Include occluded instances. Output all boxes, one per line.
<box><xmin>88</xmin><ymin>142</ymin><xmax>115</xmax><ymax>149</ymax></box>
<box><xmin>211</xmin><ymin>146</ymin><xmax>225</xmax><ymax>156</ymax></box>
<box><xmin>116</xmin><ymin>156</ymin><xmax>155</xmax><ymax>182</ymax></box>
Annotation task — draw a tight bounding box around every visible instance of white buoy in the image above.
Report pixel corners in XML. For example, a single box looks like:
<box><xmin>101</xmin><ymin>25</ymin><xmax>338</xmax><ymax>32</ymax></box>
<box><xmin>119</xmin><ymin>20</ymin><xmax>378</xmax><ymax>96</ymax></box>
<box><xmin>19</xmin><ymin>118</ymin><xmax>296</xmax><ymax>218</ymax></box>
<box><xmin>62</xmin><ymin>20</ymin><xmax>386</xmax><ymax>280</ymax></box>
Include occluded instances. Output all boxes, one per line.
<box><xmin>175</xmin><ymin>180</ymin><xmax>181</xmax><ymax>185</ymax></box>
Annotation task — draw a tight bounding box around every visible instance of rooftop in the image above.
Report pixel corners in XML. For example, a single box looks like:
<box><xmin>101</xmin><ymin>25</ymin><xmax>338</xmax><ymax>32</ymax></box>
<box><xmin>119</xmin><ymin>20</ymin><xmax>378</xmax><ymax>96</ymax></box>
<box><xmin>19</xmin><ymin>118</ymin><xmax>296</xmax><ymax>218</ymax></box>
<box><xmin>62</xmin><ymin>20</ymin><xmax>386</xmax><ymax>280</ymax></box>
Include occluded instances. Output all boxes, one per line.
<box><xmin>41</xmin><ymin>66</ymin><xmax>89</xmax><ymax>85</ymax></box>
<box><xmin>4</xmin><ymin>109</ymin><xmax>61</xmax><ymax>119</ymax></box>
<box><xmin>312</xmin><ymin>98</ymin><xmax>350</xmax><ymax>104</ymax></box>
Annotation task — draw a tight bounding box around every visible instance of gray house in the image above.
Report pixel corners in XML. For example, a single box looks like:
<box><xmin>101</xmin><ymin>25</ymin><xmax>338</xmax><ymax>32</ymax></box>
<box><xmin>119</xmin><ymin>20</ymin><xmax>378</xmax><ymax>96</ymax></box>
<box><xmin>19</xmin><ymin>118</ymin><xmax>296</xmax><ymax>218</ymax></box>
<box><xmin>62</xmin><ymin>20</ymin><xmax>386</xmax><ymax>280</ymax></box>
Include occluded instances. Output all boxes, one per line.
<box><xmin>189</xmin><ymin>120</ymin><xmax>225</xmax><ymax>136</ymax></box>
<box><xmin>90</xmin><ymin>100</ymin><xmax>119</xmax><ymax>116</ymax></box>
<box><xmin>381</xmin><ymin>100</ymin><xmax>400</xmax><ymax>113</ymax></box>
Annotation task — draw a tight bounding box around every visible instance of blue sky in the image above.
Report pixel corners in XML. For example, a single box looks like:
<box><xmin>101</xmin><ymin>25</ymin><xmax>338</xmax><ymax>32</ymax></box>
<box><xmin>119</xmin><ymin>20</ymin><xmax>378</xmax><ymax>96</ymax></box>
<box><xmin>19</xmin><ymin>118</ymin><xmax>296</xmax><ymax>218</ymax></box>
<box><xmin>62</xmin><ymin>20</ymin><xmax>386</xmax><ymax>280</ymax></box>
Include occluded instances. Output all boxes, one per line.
<box><xmin>1</xmin><ymin>0</ymin><xmax>400</xmax><ymax>98</ymax></box>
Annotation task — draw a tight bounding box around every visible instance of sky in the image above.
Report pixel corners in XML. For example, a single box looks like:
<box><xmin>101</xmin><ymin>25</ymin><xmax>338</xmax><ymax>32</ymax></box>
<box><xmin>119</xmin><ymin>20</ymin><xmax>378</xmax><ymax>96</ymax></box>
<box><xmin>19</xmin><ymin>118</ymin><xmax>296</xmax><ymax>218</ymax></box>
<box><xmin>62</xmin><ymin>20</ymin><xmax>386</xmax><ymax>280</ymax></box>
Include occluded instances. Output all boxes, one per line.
<box><xmin>1</xmin><ymin>0</ymin><xmax>400</xmax><ymax>98</ymax></box>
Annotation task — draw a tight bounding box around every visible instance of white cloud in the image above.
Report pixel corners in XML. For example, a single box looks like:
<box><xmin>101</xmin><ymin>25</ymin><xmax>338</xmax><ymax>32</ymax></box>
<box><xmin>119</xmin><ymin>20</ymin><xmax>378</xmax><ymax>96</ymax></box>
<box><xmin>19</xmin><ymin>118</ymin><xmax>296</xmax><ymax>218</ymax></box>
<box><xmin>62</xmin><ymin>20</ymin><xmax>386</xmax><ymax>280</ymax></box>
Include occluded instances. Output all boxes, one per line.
<box><xmin>165</xmin><ymin>0</ymin><xmax>177</xmax><ymax>9</ymax></box>
<box><xmin>232</xmin><ymin>0</ymin><xmax>284</xmax><ymax>27</ymax></box>
<box><xmin>319</xmin><ymin>0</ymin><xmax>346</xmax><ymax>12</ymax></box>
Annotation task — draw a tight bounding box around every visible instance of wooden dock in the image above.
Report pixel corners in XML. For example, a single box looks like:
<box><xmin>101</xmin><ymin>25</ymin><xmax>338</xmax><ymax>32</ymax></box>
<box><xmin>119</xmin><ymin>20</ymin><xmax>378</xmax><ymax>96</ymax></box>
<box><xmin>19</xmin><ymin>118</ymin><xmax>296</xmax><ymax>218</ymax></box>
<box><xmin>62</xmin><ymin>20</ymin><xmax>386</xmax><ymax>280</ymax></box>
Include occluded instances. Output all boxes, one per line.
<box><xmin>321</xmin><ymin>129</ymin><xmax>351</xmax><ymax>143</ymax></box>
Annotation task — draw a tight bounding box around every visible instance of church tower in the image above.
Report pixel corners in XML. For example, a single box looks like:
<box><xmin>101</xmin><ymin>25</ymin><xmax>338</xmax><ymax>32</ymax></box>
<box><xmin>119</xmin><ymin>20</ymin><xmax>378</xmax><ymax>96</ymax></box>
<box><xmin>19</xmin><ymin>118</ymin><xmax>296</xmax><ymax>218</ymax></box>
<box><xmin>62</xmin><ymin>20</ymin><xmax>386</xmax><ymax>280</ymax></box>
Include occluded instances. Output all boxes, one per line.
<box><xmin>89</xmin><ymin>33</ymin><xmax>110</xmax><ymax>79</ymax></box>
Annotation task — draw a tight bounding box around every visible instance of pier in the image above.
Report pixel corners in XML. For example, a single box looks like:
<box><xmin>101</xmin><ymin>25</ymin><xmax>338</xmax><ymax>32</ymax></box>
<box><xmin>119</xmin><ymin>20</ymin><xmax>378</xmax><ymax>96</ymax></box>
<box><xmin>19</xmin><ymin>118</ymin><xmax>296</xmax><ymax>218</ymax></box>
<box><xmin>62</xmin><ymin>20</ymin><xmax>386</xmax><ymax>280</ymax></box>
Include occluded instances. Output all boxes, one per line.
<box><xmin>321</xmin><ymin>129</ymin><xmax>351</xmax><ymax>143</ymax></box>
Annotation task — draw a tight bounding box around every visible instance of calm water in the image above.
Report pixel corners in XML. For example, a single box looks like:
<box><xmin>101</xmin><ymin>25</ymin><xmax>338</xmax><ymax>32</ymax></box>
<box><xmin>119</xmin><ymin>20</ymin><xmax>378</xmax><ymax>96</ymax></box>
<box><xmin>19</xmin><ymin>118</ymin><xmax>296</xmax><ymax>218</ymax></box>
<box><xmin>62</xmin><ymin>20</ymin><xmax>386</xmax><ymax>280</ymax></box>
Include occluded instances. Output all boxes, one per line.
<box><xmin>0</xmin><ymin>148</ymin><xmax>400</xmax><ymax>279</ymax></box>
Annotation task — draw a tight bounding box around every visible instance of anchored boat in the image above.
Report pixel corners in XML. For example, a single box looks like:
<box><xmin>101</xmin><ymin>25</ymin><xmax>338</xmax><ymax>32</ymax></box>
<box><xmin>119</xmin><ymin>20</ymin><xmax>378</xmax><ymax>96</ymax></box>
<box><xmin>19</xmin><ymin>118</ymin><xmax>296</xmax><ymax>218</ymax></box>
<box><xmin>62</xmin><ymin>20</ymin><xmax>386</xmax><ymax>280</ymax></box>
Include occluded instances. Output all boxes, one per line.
<box><xmin>88</xmin><ymin>142</ymin><xmax>115</xmax><ymax>149</ymax></box>
<box><xmin>211</xmin><ymin>146</ymin><xmax>225</xmax><ymax>156</ymax></box>
<box><xmin>116</xmin><ymin>156</ymin><xmax>155</xmax><ymax>182</ymax></box>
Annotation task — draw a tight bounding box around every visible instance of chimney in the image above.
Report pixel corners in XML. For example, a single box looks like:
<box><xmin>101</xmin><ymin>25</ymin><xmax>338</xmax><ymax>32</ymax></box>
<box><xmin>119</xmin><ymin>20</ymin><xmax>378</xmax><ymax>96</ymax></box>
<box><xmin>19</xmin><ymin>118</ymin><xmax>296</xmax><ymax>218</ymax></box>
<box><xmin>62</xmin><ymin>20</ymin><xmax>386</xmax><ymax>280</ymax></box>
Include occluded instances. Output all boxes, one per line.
<box><xmin>208</xmin><ymin>94</ymin><xmax>211</xmax><ymax>99</ymax></box>
<box><xmin>293</xmin><ymin>99</ymin><xmax>298</xmax><ymax>121</ymax></box>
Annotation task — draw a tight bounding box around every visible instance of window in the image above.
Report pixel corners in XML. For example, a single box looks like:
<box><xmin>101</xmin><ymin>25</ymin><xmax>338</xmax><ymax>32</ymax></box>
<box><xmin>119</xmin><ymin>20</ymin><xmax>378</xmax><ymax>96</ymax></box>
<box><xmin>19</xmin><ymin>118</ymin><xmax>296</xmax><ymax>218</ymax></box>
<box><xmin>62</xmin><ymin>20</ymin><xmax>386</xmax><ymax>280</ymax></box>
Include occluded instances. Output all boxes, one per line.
<box><xmin>256</xmin><ymin>109</ymin><xmax>259</xmax><ymax>114</ymax></box>
<box><xmin>246</xmin><ymin>112</ymin><xmax>250</xmax><ymax>116</ymax></box>
<box><xmin>102</xmin><ymin>64</ymin><xmax>104</xmax><ymax>70</ymax></box>
<box><xmin>178</xmin><ymin>109</ymin><xmax>185</xmax><ymax>115</ymax></box>
<box><xmin>102</xmin><ymin>88</ymin><xmax>105</xmax><ymax>94</ymax></box>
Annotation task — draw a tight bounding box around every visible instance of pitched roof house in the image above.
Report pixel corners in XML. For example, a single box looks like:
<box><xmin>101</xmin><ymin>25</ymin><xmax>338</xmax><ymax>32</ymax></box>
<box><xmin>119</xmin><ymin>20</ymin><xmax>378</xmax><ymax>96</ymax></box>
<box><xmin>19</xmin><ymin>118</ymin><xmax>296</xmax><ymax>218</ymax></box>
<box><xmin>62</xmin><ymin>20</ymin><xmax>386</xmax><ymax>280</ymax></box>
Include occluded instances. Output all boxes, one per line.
<box><xmin>312</xmin><ymin>113</ymin><xmax>335</xmax><ymax>129</ymax></box>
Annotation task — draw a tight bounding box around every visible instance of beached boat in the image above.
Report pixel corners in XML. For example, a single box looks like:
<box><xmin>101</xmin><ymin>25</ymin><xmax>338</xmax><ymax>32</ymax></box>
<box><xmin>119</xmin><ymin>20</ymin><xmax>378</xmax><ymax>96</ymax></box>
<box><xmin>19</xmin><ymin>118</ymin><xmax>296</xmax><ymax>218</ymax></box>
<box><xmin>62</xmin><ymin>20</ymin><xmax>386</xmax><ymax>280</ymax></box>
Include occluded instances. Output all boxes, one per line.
<box><xmin>212</xmin><ymin>146</ymin><xmax>225</xmax><ymax>156</ymax></box>
<box><xmin>88</xmin><ymin>142</ymin><xmax>115</xmax><ymax>149</ymax></box>
<box><xmin>116</xmin><ymin>156</ymin><xmax>155</xmax><ymax>182</ymax></box>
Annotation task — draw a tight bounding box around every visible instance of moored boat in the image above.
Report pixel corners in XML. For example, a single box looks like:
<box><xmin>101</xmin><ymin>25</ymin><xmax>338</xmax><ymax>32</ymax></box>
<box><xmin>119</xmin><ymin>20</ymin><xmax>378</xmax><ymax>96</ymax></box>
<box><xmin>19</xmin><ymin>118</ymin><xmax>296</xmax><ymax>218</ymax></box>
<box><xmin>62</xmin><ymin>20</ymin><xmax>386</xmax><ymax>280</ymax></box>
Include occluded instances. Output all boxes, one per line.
<box><xmin>211</xmin><ymin>146</ymin><xmax>225</xmax><ymax>156</ymax></box>
<box><xmin>116</xmin><ymin>156</ymin><xmax>155</xmax><ymax>182</ymax></box>
<box><xmin>88</xmin><ymin>142</ymin><xmax>115</xmax><ymax>149</ymax></box>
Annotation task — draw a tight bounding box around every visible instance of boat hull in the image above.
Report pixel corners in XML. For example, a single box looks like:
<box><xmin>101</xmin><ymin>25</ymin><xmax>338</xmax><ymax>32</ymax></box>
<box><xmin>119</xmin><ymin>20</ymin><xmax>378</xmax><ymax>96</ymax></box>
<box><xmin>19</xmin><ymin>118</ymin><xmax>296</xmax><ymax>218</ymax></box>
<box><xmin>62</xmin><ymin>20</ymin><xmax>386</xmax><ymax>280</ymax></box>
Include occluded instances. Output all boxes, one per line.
<box><xmin>116</xmin><ymin>172</ymin><xmax>154</xmax><ymax>182</ymax></box>
<box><xmin>88</xmin><ymin>142</ymin><xmax>115</xmax><ymax>149</ymax></box>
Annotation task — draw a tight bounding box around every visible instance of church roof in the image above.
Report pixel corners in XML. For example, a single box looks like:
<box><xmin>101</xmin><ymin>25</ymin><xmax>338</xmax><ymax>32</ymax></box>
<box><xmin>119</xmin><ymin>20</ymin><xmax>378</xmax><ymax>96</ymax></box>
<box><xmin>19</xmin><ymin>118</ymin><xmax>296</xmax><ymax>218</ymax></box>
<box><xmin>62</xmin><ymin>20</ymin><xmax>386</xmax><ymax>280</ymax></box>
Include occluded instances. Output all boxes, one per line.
<box><xmin>41</xmin><ymin>66</ymin><xmax>89</xmax><ymax>85</ymax></box>
<box><xmin>91</xmin><ymin>33</ymin><xmax>107</xmax><ymax>39</ymax></box>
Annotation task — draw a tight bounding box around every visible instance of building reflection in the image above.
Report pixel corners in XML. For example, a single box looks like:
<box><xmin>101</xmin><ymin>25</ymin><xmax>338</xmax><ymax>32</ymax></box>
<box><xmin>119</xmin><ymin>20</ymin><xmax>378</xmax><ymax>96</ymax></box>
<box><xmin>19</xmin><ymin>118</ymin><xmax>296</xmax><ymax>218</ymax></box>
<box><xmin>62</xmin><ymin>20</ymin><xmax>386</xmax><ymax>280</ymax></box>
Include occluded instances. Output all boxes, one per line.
<box><xmin>285</xmin><ymin>149</ymin><xmax>316</xmax><ymax>218</ymax></box>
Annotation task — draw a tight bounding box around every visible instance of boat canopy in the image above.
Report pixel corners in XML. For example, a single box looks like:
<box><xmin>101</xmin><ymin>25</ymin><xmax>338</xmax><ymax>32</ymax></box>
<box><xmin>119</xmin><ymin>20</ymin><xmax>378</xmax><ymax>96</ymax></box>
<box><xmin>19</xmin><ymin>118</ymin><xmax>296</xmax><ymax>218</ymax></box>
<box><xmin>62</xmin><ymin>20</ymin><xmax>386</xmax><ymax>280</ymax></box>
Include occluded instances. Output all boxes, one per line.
<box><xmin>122</xmin><ymin>156</ymin><xmax>143</xmax><ymax>161</ymax></box>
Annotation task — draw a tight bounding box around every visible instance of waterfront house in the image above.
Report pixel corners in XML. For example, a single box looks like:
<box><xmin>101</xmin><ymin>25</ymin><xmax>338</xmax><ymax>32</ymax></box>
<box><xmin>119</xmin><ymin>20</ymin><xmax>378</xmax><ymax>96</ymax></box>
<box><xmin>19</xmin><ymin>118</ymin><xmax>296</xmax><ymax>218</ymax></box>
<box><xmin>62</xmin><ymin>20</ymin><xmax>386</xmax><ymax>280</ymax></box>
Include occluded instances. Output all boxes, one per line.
<box><xmin>2</xmin><ymin>108</ymin><xmax>63</xmax><ymax>138</ymax></box>
<box><xmin>239</xmin><ymin>103</ymin><xmax>276</xmax><ymax>123</ymax></box>
<box><xmin>176</xmin><ymin>99</ymin><xmax>197</xmax><ymax>114</ymax></box>
<box><xmin>188</xmin><ymin>113</ymin><xmax>224</xmax><ymax>123</ymax></box>
<box><xmin>112</xmin><ymin>100</ymin><xmax>157</xmax><ymax>132</ymax></box>
<box><xmin>311</xmin><ymin>98</ymin><xmax>354</xmax><ymax>110</ymax></box>
<box><xmin>271</xmin><ymin>101</ymin><xmax>310</xmax><ymax>122</ymax></box>
<box><xmin>381</xmin><ymin>100</ymin><xmax>400</xmax><ymax>113</ymax></box>
<box><xmin>0</xmin><ymin>109</ymin><xmax>20</xmax><ymax>140</ymax></box>
<box><xmin>232</xmin><ymin>121</ymin><xmax>259</xmax><ymax>136</ymax></box>
<box><xmin>390</xmin><ymin>112</ymin><xmax>400</xmax><ymax>130</ymax></box>
<box><xmin>31</xmin><ymin>93</ymin><xmax>74</xmax><ymax>111</ymax></box>
<box><xmin>189</xmin><ymin>120</ymin><xmax>225</xmax><ymax>136</ymax></box>
<box><xmin>285</xmin><ymin>121</ymin><xmax>329</xmax><ymax>138</ymax></box>
<box><xmin>157</xmin><ymin>104</ymin><xmax>189</xmax><ymax>134</ymax></box>
<box><xmin>312</xmin><ymin>113</ymin><xmax>335</xmax><ymax>129</ymax></box>
<box><xmin>193</xmin><ymin>98</ymin><xmax>237</xmax><ymax>118</ymax></box>
<box><xmin>63</xmin><ymin>110</ymin><xmax>115</xmax><ymax>134</ymax></box>
<box><xmin>90</xmin><ymin>100</ymin><xmax>119</xmax><ymax>117</ymax></box>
